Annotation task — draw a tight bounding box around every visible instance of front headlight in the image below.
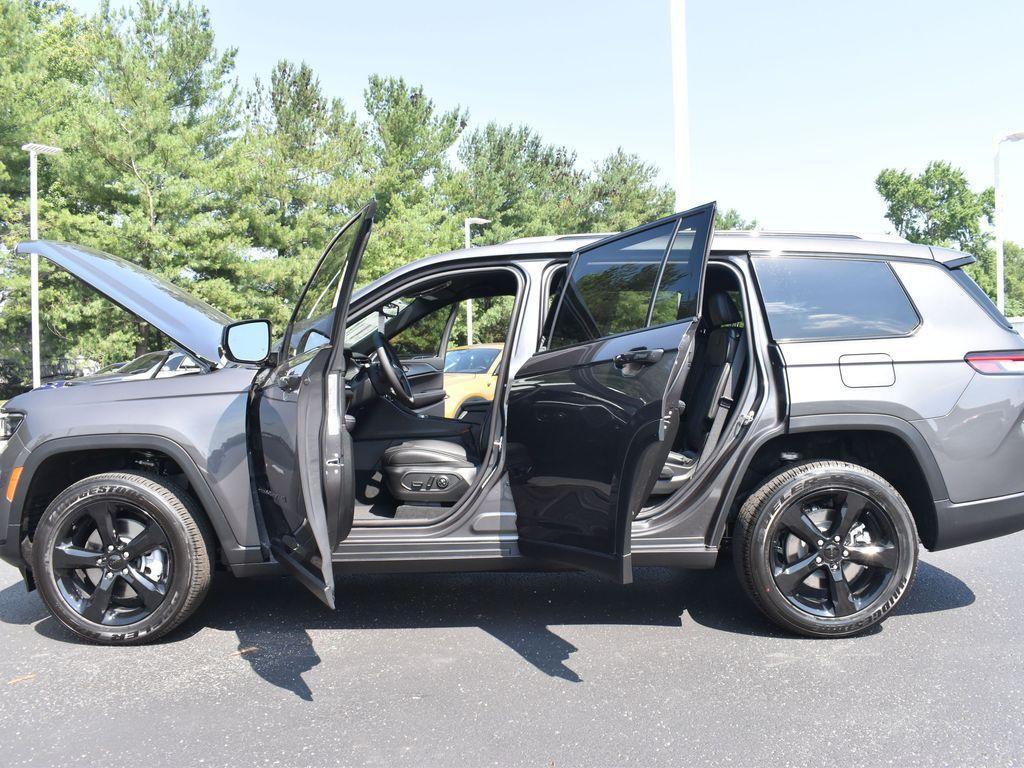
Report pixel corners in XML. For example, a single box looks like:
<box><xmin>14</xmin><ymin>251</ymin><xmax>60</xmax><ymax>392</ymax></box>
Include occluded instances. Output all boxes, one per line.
<box><xmin>0</xmin><ymin>411</ymin><xmax>24</xmax><ymax>453</ymax></box>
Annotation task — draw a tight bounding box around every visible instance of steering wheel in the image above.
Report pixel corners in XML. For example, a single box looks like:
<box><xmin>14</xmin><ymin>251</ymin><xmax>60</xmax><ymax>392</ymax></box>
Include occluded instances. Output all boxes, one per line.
<box><xmin>370</xmin><ymin>331</ymin><xmax>416</xmax><ymax>407</ymax></box>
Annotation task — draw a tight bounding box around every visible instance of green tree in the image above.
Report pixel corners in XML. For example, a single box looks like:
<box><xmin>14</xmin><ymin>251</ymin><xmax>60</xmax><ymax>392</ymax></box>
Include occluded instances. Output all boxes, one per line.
<box><xmin>582</xmin><ymin>149</ymin><xmax>673</xmax><ymax>232</ymax></box>
<box><xmin>0</xmin><ymin>0</ymin><xmax>88</xmax><ymax>382</ymax></box>
<box><xmin>875</xmin><ymin>161</ymin><xmax>1010</xmax><ymax>305</ymax></box>
<box><xmin>452</xmin><ymin>123</ymin><xmax>587</xmax><ymax>243</ymax></box>
<box><xmin>48</xmin><ymin>0</ymin><xmax>248</xmax><ymax>358</ymax></box>
<box><xmin>230</xmin><ymin>60</ymin><xmax>371</xmax><ymax>329</ymax></box>
<box><xmin>716</xmin><ymin>208</ymin><xmax>757</xmax><ymax>230</ymax></box>
<box><xmin>356</xmin><ymin>75</ymin><xmax>467</xmax><ymax>284</ymax></box>
<box><xmin>0</xmin><ymin>0</ymin><xmax>754</xmax><ymax>395</ymax></box>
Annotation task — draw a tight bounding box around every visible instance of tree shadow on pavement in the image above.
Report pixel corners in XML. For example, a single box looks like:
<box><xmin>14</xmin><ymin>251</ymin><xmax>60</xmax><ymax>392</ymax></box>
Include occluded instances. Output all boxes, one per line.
<box><xmin>0</xmin><ymin>559</ymin><xmax>974</xmax><ymax>699</ymax></box>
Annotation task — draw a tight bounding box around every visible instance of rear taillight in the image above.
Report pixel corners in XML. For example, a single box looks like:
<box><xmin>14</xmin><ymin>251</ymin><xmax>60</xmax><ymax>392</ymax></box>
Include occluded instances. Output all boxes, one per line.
<box><xmin>965</xmin><ymin>351</ymin><xmax>1024</xmax><ymax>375</ymax></box>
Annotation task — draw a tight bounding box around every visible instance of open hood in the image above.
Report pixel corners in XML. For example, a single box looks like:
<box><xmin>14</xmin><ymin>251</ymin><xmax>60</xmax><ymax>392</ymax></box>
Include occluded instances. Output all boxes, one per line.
<box><xmin>16</xmin><ymin>240</ymin><xmax>232</xmax><ymax>366</ymax></box>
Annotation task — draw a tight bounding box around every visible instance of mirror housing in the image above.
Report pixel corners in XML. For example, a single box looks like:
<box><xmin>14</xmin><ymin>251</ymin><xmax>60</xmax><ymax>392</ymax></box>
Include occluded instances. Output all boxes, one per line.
<box><xmin>221</xmin><ymin>319</ymin><xmax>272</xmax><ymax>365</ymax></box>
<box><xmin>382</xmin><ymin>302</ymin><xmax>401</xmax><ymax>318</ymax></box>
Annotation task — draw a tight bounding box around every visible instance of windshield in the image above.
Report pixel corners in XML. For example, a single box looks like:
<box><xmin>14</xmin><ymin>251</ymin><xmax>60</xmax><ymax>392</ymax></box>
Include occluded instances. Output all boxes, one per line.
<box><xmin>117</xmin><ymin>351</ymin><xmax>170</xmax><ymax>375</ymax></box>
<box><xmin>445</xmin><ymin>347</ymin><xmax>500</xmax><ymax>374</ymax></box>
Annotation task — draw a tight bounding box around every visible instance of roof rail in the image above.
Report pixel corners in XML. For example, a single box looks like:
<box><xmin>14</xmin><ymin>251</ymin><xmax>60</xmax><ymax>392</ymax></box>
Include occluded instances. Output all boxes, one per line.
<box><xmin>717</xmin><ymin>229</ymin><xmax>909</xmax><ymax>243</ymax></box>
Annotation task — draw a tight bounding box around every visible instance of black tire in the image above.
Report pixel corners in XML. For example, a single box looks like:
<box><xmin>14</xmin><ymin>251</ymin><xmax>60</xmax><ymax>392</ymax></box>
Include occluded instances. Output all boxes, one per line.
<box><xmin>733</xmin><ymin>461</ymin><xmax>918</xmax><ymax>637</ymax></box>
<box><xmin>32</xmin><ymin>472</ymin><xmax>213</xmax><ymax>645</ymax></box>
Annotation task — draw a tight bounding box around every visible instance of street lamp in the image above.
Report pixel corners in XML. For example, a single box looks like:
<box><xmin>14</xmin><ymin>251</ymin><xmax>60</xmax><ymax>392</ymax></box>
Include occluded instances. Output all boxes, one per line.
<box><xmin>994</xmin><ymin>131</ymin><xmax>1024</xmax><ymax>314</ymax></box>
<box><xmin>463</xmin><ymin>217</ymin><xmax>491</xmax><ymax>345</ymax></box>
<box><xmin>21</xmin><ymin>142</ymin><xmax>62</xmax><ymax>389</ymax></box>
<box><xmin>669</xmin><ymin>0</ymin><xmax>690</xmax><ymax>211</ymax></box>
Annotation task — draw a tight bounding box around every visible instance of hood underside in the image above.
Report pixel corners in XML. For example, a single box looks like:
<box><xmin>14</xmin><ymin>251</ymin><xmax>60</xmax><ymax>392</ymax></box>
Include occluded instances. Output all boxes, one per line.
<box><xmin>16</xmin><ymin>240</ymin><xmax>232</xmax><ymax>366</ymax></box>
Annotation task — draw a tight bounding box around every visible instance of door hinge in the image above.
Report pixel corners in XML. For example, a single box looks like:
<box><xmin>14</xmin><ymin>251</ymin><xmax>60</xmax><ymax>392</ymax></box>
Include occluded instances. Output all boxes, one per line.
<box><xmin>738</xmin><ymin>410</ymin><xmax>755</xmax><ymax>427</ymax></box>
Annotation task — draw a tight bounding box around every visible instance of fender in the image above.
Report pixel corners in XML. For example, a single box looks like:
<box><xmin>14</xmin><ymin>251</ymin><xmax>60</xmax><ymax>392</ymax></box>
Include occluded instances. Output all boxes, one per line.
<box><xmin>786</xmin><ymin>413</ymin><xmax>948</xmax><ymax>500</ymax></box>
<box><xmin>9</xmin><ymin>434</ymin><xmax>266</xmax><ymax>568</ymax></box>
<box><xmin>704</xmin><ymin>412</ymin><xmax>949</xmax><ymax>549</ymax></box>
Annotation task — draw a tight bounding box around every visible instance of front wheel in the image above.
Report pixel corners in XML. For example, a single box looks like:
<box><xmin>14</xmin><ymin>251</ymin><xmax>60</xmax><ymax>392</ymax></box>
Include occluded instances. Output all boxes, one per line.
<box><xmin>32</xmin><ymin>472</ymin><xmax>213</xmax><ymax>645</ymax></box>
<box><xmin>733</xmin><ymin>461</ymin><xmax>918</xmax><ymax>637</ymax></box>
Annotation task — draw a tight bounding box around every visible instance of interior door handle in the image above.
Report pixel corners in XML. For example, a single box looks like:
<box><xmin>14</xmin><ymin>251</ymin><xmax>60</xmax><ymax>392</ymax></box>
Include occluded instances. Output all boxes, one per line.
<box><xmin>614</xmin><ymin>348</ymin><xmax>664</xmax><ymax>368</ymax></box>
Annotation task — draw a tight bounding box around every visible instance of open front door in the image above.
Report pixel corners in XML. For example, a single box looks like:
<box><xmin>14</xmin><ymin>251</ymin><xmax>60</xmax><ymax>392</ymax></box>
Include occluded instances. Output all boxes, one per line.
<box><xmin>251</xmin><ymin>201</ymin><xmax>376</xmax><ymax>607</ymax></box>
<box><xmin>506</xmin><ymin>203</ymin><xmax>716</xmax><ymax>583</ymax></box>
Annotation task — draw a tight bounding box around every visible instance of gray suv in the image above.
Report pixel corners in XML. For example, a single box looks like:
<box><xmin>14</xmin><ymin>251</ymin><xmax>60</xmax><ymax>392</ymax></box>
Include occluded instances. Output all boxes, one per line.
<box><xmin>2</xmin><ymin>200</ymin><xmax>1023</xmax><ymax>644</ymax></box>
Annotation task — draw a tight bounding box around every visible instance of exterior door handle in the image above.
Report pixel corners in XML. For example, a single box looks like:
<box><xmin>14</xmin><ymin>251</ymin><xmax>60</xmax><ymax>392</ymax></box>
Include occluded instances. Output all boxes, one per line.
<box><xmin>614</xmin><ymin>348</ymin><xmax>664</xmax><ymax>368</ymax></box>
<box><xmin>278</xmin><ymin>372</ymin><xmax>302</xmax><ymax>392</ymax></box>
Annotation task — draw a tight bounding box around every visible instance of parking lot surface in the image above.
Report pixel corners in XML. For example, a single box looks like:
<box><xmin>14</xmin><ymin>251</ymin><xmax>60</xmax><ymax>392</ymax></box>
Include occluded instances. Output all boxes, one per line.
<box><xmin>0</xmin><ymin>532</ymin><xmax>1021</xmax><ymax>767</ymax></box>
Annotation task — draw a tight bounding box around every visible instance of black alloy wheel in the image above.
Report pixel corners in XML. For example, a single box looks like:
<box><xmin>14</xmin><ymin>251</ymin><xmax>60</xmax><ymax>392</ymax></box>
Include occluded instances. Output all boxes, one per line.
<box><xmin>49</xmin><ymin>497</ymin><xmax>172</xmax><ymax>626</ymax></box>
<box><xmin>734</xmin><ymin>461</ymin><xmax>918</xmax><ymax>637</ymax></box>
<box><xmin>33</xmin><ymin>472</ymin><xmax>213</xmax><ymax>645</ymax></box>
<box><xmin>771</xmin><ymin>488</ymin><xmax>900</xmax><ymax>619</ymax></box>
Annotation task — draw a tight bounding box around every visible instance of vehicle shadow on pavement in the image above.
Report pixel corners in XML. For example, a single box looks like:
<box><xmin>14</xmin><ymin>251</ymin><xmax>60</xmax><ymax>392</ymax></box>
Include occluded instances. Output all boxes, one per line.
<box><xmin>190</xmin><ymin>560</ymin><xmax>974</xmax><ymax>697</ymax></box>
<box><xmin>2</xmin><ymin>560</ymin><xmax>974</xmax><ymax>699</ymax></box>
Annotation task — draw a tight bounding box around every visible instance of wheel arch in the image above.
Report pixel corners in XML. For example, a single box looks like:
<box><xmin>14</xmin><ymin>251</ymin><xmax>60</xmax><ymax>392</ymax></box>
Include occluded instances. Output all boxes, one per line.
<box><xmin>712</xmin><ymin>415</ymin><xmax>946</xmax><ymax>551</ymax></box>
<box><xmin>14</xmin><ymin>434</ymin><xmax>249</xmax><ymax>566</ymax></box>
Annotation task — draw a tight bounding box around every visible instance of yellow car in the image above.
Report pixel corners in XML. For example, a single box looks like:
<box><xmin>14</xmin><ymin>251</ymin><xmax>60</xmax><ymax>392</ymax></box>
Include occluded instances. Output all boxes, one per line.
<box><xmin>444</xmin><ymin>343</ymin><xmax>503</xmax><ymax>418</ymax></box>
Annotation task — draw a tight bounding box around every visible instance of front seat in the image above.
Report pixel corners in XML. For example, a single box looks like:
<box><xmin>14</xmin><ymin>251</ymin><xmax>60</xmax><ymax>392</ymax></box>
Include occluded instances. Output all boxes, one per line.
<box><xmin>652</xmin><ymin>291</ymin><xmax>745</xmax><ymax>496</ymax></box>
<box><xmin>381</xmin><ymin>439</ymin><xmax>478</xmax><ymax>503</ymax></box>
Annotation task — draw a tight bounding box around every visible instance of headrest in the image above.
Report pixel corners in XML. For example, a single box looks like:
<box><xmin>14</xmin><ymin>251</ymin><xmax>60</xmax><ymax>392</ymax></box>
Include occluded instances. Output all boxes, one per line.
<box><xmin>706</xmin><ymin>292</ymin><xmax>740</xmax><ymax>327</ymax></box>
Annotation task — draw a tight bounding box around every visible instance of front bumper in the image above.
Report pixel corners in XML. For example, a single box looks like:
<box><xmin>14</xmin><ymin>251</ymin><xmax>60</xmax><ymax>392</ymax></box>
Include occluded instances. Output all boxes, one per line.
<box><xmin>932</xmin><ymin>491</ymin><xmax>1024</xmax><ymax>551</ymax></box>
<box><xmin>0</xmin><ymin>431</ymin><xmax>29</xmax><ymax>567</ymax></box>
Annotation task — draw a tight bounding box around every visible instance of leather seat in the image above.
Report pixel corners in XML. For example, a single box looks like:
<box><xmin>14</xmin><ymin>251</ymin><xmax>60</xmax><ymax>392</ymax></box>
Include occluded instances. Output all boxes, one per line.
<box><xmin>383</xmin><ymin>439</ymin><xmax>475</xmax><ymax>468</ymax></box>
<box><xmin>651</xmin><ymin>292</ymin><xmax>745</xmax><ymax>497</ymax></box>
<box><xmin>382</xmin><ymin>439</ymin><xmax>477</xmax><ymax>503</ymax></box>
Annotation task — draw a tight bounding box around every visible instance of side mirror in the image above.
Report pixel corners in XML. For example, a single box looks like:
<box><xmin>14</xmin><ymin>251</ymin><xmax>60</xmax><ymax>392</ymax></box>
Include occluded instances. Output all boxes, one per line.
<box><xmin>382</xmin><ymin>302</ymin><xmax>401</xmax><ymax>318</ymax></box>
<box><xmin>222</xmin><ymin>319</ymin><xmax>272</xmax><ymax>365</ymax></box>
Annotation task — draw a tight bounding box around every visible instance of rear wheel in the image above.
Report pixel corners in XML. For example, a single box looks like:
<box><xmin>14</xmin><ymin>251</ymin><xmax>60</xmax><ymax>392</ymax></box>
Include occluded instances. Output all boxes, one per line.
<box><xmin>32</xmin><ymin>472</ymin><xmax>213</xmax><ymax>645</ymax></box>
<box><xmin>733</xmin><ymin>461</ymin><xmax>918</xmax><ymax>637</ymax></box>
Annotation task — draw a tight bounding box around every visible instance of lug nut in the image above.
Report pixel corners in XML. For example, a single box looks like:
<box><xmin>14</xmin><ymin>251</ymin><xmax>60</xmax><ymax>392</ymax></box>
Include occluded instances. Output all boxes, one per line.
<box><xmin>817</xmin><ymin>539</ymin><xmax>823</xmax><ymax>546</ymax></box>
<box><xmin>816</xmin><ymin>557</ymin><xmax>823</xmax><ymax>563</ymax></box>
<box><xmin>833</xmin><ymin>536</ymin><xmax>841</xmax><ymax>543</ymax></box>
<box><xmin>843</xmin><ymin>550</ymin><xmax>849</xmax><ymax>557</ymax></box>
<box><xmin>830</xmin><ymin>563</ymin><xmax>838</xmax><ymax>570</ymax></box>
<box><xmin>107</xmin><ymin>545</ymin><xmax>114</xmax><ymax>552</ymax></box>
<box><xmin>121</xmin><ymin>568</ymin><xmax>128</xmax><ymax>575</ymax></box>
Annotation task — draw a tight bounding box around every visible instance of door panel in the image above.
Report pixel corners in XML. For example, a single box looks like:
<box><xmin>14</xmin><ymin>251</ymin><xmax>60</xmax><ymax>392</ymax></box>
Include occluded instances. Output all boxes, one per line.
<box><xmin>507</xmin><ymin>203</ymin><xmax>716</xmax><ymax>582</ymax></box>
<box><xmin>251</xmin><ymin>201</ymin><xmax>375</xmax><ymax>607</ymax></box>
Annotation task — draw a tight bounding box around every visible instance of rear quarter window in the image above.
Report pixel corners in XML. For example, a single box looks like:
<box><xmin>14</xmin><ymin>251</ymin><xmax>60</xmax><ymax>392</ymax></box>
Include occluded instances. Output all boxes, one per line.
<box><xmin>753</xmin><ymin>257</ymin><xmax>920</xmax><ymax>341</ymax></box>
<box><xmin>949</xmin><ymin>268</ymin><xmax>1013</xmax><ymax>330</ymax></box>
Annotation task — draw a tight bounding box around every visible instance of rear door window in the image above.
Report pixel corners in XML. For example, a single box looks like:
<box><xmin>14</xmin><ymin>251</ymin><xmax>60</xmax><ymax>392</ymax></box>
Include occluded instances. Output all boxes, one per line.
<box><xmin>753</xmin><ymin>257</ymin><xmax>920</xmax><ymax>341</ymax></box>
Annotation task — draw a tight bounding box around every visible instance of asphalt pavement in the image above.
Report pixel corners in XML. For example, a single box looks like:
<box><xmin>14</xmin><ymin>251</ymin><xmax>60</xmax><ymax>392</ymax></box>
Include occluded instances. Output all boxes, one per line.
<box><xmin>0</xmin><ymin>532</ymin><xmax>1021</xmax><ymax>767</ymax></box>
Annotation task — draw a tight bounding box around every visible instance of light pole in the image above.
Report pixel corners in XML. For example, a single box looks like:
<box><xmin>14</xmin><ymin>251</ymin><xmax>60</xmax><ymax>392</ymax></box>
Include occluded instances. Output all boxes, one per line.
<box><xmin>21</xmin><ymin>142</ymin><xmax>62</xmax><ymax>389</ymax></box>
<box><xmin>995</xmin><ymin>132</ymin><xmax>1024</xmax><ymax>314</ymax></box>
<box><xmin>463</xmin><ymin>217</ymin><xmax>491</xmax><ymax>345</ymax></box>
<box><xmin>669</xmin><ymin>0</ymin><xmax>691</xmax><ymax>211</ymax></box>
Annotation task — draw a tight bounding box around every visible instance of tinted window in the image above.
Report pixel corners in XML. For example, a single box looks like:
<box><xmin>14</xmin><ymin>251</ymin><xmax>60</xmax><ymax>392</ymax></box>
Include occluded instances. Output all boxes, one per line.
<box><xmin>754</xmin><ymin>257</ymin><xmax>919</xmax><ymax>341</ymax></box>
<box><xmin>950</xmin><ymin>268</ymin><xmax>1013</xmax><ymax>330</ymax></box>
<box><xmin>284</xmin><ymin>215</ymin><xmax>363</xmax><ymax>360</ymax></box>
<box><xmin>549</xmin><ymin>221</ymin><xmax>675</xmax><ymax>348</ymax></box>
<box><xmin>389</xmin><ymin>304</ymin><xmax>453</xmax><ymax>358</ymax></box>
<box><xmin>650</xmin><ymin>222</ymin><xmax>703</xmax><ymax>325</ymax></box>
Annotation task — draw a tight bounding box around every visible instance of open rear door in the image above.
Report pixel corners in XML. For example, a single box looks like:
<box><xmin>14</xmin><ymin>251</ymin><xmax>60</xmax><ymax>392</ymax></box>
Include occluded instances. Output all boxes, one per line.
<box><xmin>506</xmin><ymin>203</ymin><xmax>716</xmax><ymax>582</ymax></box>
<box><xmin>251</xmin><ymin>201</ymin><xmax>375</xmax><ymax>607</ymax></box>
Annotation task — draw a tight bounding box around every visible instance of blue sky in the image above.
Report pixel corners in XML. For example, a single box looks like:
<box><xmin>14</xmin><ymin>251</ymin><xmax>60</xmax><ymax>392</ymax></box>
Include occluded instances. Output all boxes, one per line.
<box><xmin>70</xmin><ymin>0</ymin><xmax>1024</xmax><ymax>241</ymax></box>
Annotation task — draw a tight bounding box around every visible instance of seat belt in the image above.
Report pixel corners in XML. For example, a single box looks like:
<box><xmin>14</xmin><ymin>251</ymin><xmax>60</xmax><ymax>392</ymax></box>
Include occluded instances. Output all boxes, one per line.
<box><xmin>697</xmin><ymin>333</ymin><xmax>747</xmax><ymax>464</ymax></box>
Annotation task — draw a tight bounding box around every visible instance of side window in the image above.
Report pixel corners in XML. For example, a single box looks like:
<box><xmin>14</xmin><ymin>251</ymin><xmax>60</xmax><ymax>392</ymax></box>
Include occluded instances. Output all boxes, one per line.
<box><xmin>549</xmin><ymin>221</ymin><xmax>676</xmax><ymax>349</ymax></box>
<box><xmin>388</xmin><ymin>304</ymin><xmax>453</xmax><ymax>359</ymax></box>
<box><xmin>650</xmin><ymin>221</ymin><xmax>703</xmax><ymax>325</ymax></box>
<box><xmin>753</xmin><ymin>257</ymin><xmax>920</xmax><ymax>341</ymax></box>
